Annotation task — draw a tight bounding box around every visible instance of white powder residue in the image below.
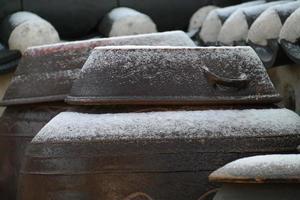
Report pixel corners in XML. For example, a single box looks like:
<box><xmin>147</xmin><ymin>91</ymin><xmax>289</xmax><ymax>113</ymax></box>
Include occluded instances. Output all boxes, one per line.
<box><xmin>210</xmin><ymin>154</ymin><xmax>300</xmax><ymax>181</ymax></box>
<box><xmin>248</xmin><ymin>8</ymin><xmax>282</xmax><ymax>45</ymax></box>
<box><xmin>78</xmin><ymin>46</ymin><xmax>265</xmax><ymax>83</ymax></box>
<box><xmin>78</xmin><ymin>46</ymin><xmax>268</xmax><ymax>88</ymax></box>
<box><xmin>109</xmin><ymin>16</ymin><xmax>157</xmax><ymax>37</ymax></box>
<box><xmin>8</xmin><ymin>18</ymin><xmax>59</xmax><ymax>53</ymax></box>
<box><xmin>199</xmin><ymin>10</ymin><xmax>222</xmax><ymax>43</ymax></box>
<box><xmin>199</xmin><ymin>0</ymin><xmax>264</xmax><ymax>43</ymax></box>
<box><xmin>218</xmin><ymin>10</ymin><xmax>248</xmax><ymax>45</ymax></box>
<box><xmin>105</xmin><ymin>7</ymin><xmax>145</xmax><ymax>20</ymax></box>
<box><xmin>99</xmin><ymin>7</ymin><xmax>157</xmax><ymax>37</ymax></box>
<box><xmin>24</xmin><ymin>31</ymin><xmax>195</xmax><ymax>56</ymax></box>
<box><xmin>32</xmin><ymin>109</ymin><xmax>300</xmax><ymax>143</ymax></box>
<box><xmin>188</xmin><ymin>5</ymin><xmax>218</xmax><ymax>32</ymax></box>
<box><xmin>279</xmin><ymin>7</ymin><xmax>300</xmax><ymax>43</ymax></box>
<box><xmin>13</xmin><ymin>68</ymin><xmax>81</xmax><ymax>84</ymax></box>
<box><xmin>218</xmin><ymin>0</ymin><xmax>290</xmax><ymax>45</ymax></box>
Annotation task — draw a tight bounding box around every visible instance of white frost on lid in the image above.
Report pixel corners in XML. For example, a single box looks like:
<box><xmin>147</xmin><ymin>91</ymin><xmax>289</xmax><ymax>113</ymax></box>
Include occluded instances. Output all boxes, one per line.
<box><xmin>279</xmin><ymin>7</ymin><xmax>300</xmax><ymax>43</ymax></box>
<box><xmin>199</xmin><ymin>10</ymin><xmax>222</xmax><ymax>43</ymax></box>
<box><xmin>199</xmin><ymin>0</ymin><xmax>264</xmax><ymax>43</ymax></box>
<box><xmin>210</xmin><ymin>154</ymin><xmax>300</xmax><ymax>182</ymax></box>
<box><xmin>86</xmin><ymin>46</ymin><xmax>260</xmax><ymax>73</ymax></box>
<box><xmin>32</xmin><ymin>109</ymin><xmax>300</xmax><ymax>143</ymax></box>
<box><xmin>24</xmin><ymin>31</ymin><xmax>194</xmax><ymax>55</ymax></box>
<box><xmin>105</xmin><ymin>7</ymin><xmax>147</xmax><ymax>20</ymax></box>
<box><xmin>218</xmin><ymin>10</ymin><xmax>248</xmax><ymax>45</ymax></box>
<box><xmin>188</xmin><ymin>5</ymin><xmax>219</xmax><ymax>32</ymax></box>
<box><xmin>248</xmin><ymin>8</ymin><xmax>282</xmax><ymax>46</ymax></box>
<box><xmin>8</xmin><ymin>14</ymin><xmax>60</xmax><ymax>53</ymax></box>
<box><xmin>100</xmin><ymin>7</ymin><xmax>157</xmax><ymax>37</ymax></box>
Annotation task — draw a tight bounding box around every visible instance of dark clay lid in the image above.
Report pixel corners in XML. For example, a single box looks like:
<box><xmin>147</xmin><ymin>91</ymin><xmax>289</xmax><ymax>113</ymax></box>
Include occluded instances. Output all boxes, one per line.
<box><xmin>1</xmin><ymin>31</ymin><xmax>195</xmax><ymax>105</ymax></box>
<box><xmin>66</xmin><ymin>46</ymin><xmax>280</xmax><ymax>106</ymax></box>
<box><xmin>209</xmin><ymin>154</ymin><xmax>300</xmax><ymax>184</ymax></box>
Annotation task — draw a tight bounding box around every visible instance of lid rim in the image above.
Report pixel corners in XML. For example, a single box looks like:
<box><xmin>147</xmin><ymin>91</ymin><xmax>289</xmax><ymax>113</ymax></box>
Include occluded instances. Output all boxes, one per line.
<box><xmin>65</xmin><ymin>94</ymin><xmax>282</xmax><ymax>106</ymax></box>
<box><xmin>0</xmin><ymin>94</ymin><xmax>66</xmax><ymax>106</ymax></box>
<box><xmin>209</xmin><ymin>177</ymin><xmax>300</xmax><ymax>184</ymax></box>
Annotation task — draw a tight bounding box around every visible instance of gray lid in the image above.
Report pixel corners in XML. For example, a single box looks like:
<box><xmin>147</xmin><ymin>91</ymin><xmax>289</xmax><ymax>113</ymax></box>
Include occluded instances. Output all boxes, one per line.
<box><xmin>209</xmin><ymin>154</ymin><xmax>300</xmax><ymax>184</ymax></box>
<box><xmin>1</xmin><ymin>31</ymin><xmax>195</xmax><ymax>105</ymax></box>
<box><xmin>66</xmin><ymin>46</ymin><xmax>280</xmax><ymax>106</ymax></box>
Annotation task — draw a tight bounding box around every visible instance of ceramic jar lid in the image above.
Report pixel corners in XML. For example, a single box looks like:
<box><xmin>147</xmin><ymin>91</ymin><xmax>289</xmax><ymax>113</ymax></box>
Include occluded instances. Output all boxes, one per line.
<box><xmin>33</xmin><ymin>108</ymin><xmax>300</xmax><ymax>145</ymax></box>
<box><xmin>209</xmin><ymin>154</ymin><xmax>300</xmax><ymax>184</ymax></box>
<box><xmin>1</xmin><ymin>31</ymin><xmax>195</xmax><ymax>105</ymax></box>
<box><xmin>66</xmin><ymin>46</ymin><xmax>280</xmax><ymax>106</ymax></box>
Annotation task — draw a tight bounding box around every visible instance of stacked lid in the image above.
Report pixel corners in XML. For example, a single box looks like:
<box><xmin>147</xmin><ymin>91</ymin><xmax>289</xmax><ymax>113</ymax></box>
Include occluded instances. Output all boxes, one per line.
<box><xmin>1</xmin><ymin>31</ymin><xmax>195</xmax><ymax>105</ymax></box>
<box><xmin>66</xmin><ymin>46</ymin><xmax>280</xmax><ymax>106</ymax></box>
<box><xmin>0</xmin><ymin>31</ymin><xmax>196</xmax><ymax>200</ymax></box>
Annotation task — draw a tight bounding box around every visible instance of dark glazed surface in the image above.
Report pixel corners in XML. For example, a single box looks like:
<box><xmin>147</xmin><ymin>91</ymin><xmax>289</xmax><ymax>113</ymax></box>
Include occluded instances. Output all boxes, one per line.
<box><xmin>67</xmin><ymin>46</ymin><xmax>280</xmax><ymax>105</ymax></box>
<box><xmin>19</xmin><ymin>140</ymin><xmax>300</xmax><ymax>200</ymax></box>
<box><xmin>18</xmin><ymin>109</ymin><xmax>300</xmax><ymax>199</ymax></box>
<box><xmin>213</xmin><ymin>184</ymin><xmax>300</xmax><ymax>200</ymax></box>
<box><xmin>0</xmin><ymin>104</ymin><xmax>69</xmax><ymax>200</ymax></box>
<box><xmin>1</xmin><ymin>31</ymin><xmax>195</xmax><ymax>105</ymax></box>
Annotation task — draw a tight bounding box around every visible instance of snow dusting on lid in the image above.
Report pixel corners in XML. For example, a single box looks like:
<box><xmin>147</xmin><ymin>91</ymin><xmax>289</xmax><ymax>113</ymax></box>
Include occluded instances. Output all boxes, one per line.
<box><xmin>1</xmin><ymin>31</ymin><xmax>195</xmax><ymax>105</ymax></box>
<box><xmin>66</xmin><ymin>46</ymin><xmax>280</xmax><ymax>106</ymax></box>
<box><xmin>24</xmin><ymin>30</ymin><xmax>195</xmax><ymax>56</ymax></box>
<box><xmin>209</xmin><ymin>154</ymin><xmax>300</xmax><ymax>183</ymax></box>
<box><xmin>32</xmin><ymin>108</ymin><xmax>300</xmax><ymax>143</ymax></box>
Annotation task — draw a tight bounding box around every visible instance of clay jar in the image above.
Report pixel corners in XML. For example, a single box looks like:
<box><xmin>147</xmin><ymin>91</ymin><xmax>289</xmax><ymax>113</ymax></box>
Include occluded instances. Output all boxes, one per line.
<box><xmin>18</xmin><ymin>46</ymin><xmax>300</xmax><ymax>200</ymax></box>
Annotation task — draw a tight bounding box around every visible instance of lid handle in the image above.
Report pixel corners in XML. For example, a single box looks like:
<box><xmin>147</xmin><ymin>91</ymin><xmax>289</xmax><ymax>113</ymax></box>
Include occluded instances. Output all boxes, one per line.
<box><xmin>203</xmin><ymin>66</ymin><xmax>250</xmax><ymax>90</ymax></box>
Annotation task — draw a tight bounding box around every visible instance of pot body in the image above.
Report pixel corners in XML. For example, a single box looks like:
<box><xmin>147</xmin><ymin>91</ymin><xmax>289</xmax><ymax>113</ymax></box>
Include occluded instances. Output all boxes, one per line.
<box><xmin>19</xmin><ymin>136</ymin><xmax>300</xmax><ymax>200</ymax></box>
<box><xmin>0</xmin><ymin>103</ymin><xmax>68</xmax><ymax>200</ymax></box>
<box><xmin>18</xmin><ymin>109</ymin><xmax>300</xmax><ymax>200</ymax></box>
<box><xmin>213</xmin><ymin>183</ymin><xmax>300</xmax><ymax>200</ymax></box>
